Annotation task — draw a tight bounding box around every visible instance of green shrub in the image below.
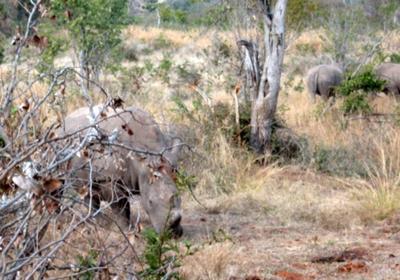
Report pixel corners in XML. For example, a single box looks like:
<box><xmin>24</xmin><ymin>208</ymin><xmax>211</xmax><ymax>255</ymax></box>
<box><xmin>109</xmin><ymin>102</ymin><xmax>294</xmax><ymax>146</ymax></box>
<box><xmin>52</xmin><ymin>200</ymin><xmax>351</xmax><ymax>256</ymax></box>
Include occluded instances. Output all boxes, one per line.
<box><xmin>338</xmin><ymin>67</ymin><xmax>385</xmax><ymax>97</ymax></box>
<box><xmin>389</xmin><ymin>53</ymin><xmax>400</xmax><ymax>63</ymax></box>
<box><xmin>158</xmin><ymin>55</ymin><xmax>173</xmax><ymax>83</ymax></box>
<box><xmin>175</xmin><ymin>168</ymin><xmax>198</xmax><ymax>193</ymax></box>
<box><xmin>75</xmin><ymin>250</ymin><xmax>99</xmax><ymax>280</ymax></box>
<box><xmin>337</xmin><ymin>67</ymin><xmax>385</xmax><ymax>114</ymax></box>
<box><xmin>153</xmin><ymin>33</ymin><xmax>173</xmax><ymax>49</ymax></box>
<box><xmin>176</xmin><ymin>63</ymin><xmax>201</xmax><ymax>86</ymax></box>
<box><xmin>271</xmin><ymin>128</ymin><xmax>309</xmax><ymax>164</ymax></box>
<box><xmin>193</xmin><ymin>4</ymin><xmax>232</xmax><ymax>28</ymax></box>
<box><xmin>287</xmin><ymin>0</ymin><xmax>324</xmax><ymax>30</ymax></box>
<box><xmin>159</xmin><ymin>4</ymin><xmax>187</xmax><ymax>25</ymax></box>
<box><xmin>140</xmin><ymin>228</ymin><xmax>180</xmax><ymax>280</ymax></box>
<box><xmin>122</xmin><ymin>44</ymin><xmax>138</xmax><ymax>61</ymax></box>
<box><xmin>312</xmin><ymin>145</ymin><xmax>365</xmax><ymax>177</ymax></box>
<box><xmin>48</xmin><ymin>0</ymin><xmax>128</xmax><ymax>77</ymax></box>
<box><xmin>36</xmin><ymin>34</ymin><xmax>68</xmax><ymax>72</ymax></box>
<box><xmin>341</xmin><ymin>91</ymin><xmax>372</xmax><ymax>115</ymax></box>
<box><xmin>205</xmin><ymin>37</ymin><xmax>231</xmax><ymax>66</ymax></box>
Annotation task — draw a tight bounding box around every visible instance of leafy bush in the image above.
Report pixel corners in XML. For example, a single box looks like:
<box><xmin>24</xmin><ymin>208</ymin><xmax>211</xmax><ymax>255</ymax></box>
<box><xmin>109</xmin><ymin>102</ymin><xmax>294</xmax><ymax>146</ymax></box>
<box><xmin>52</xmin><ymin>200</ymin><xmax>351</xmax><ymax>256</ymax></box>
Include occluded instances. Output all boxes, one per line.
<box><xmin>176</xmin><ymin>63</ymin><xmax>201</xmax><ymax>86</ymax></box>
<box><xmin>175</xmin><ymin>168</ymin><xmax>198</xmax><ymax>193</ymax></box>
<box><xmin>271</xmin><ymin>127</ymin><xmax>309</xmax><ymax>164</ymax></box>
<box><xmin>312</xmin><ymin>145</ymin><xmax>365</xmax><ymax>177</ymax></box>
<box><xmin>48</xmin><ymin>0</ymin><xmax>128</xmax><ymax>76</ymax></box>
<box><xmin>337</xmin><ymin>67</ymin><xmax>385</xmax><ymax>114</ymax></box>
<box><xmin>35</xmin><ymin>30</ymin><xmax>68</xmax><ymax>72</ymax></box>
<box><xmin>140</xmin><ymin>228</ymin><xmax>180</xmax><ymax>280</ymax></box>
<box><xmin>211</xmin><ymin>102</ymin><xmax>308</xmax><ymax>163</ymax></box>
<box><xmin>75</xmin><ymin>250</ymin><xmax>99</xmax><ymax>280</ymax></box>
<box><xmin>122</xmin><ymin>44</ymin><xmax>138</xmax><ymax>61</ymax></box>
<box><xmin>389</xmin><ymin>53</ymin><xmax>400</xmax><ymax>63</ymax></box>
<box><xmin>287</xmin><ymin>0</ymin><xmax>324</xmax><ymax>30</ymax></box>
<box><xmin>153</xmin><ymin>34</ymin><xmax>173</xmax><ymax>49</ymax></box>
<box><xmin>204</xmin><ymin>36</ymin><xmax>232</xmax><ymax>66</ymax></box>
<box><xmin>159</xmin><ymin>4</ymin><xmax>188</xmax><ymax>25</ymax></box>
<box><xmin>193</xmin><ymin>3</ymin><xmax>232</xmax><ymax>28</ymax></box>
<box><xmin>338</xmin><ymin>67</ymin><xmax>385</xmax><ymax>97</ymax></box>
<box><xmin>158</xmin><ymin>55</ymin><xmax>173</xmax><ymax>83</ymax></box>
<box><xmin>208</xmin><ymin>102</ymin><xmax>251</xmax><ymax>145</ymax></box>
<box><xmin>341</xmin><ymin>91</ymin><xmax>372</xmax><ymax>115</ymax></box>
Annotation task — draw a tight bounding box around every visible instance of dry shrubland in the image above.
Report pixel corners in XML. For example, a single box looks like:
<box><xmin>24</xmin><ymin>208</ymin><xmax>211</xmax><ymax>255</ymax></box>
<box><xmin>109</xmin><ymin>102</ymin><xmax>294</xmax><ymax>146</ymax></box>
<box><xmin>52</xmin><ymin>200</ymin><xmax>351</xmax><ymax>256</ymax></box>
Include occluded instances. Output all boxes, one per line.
<box><xmin>2</xmin><ymin>4</ymin><xmax>400</xmax><ymax>278</ymax></box>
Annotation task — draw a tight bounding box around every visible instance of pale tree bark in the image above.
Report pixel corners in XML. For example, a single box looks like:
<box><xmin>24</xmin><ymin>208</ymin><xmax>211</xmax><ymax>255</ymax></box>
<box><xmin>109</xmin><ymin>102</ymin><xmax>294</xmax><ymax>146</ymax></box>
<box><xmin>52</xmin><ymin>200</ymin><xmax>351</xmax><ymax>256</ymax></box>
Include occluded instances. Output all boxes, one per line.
<box><xmin>250</xmin><ymin>0</ymin><xmax>287</xmax><ymax>154</ymax></box>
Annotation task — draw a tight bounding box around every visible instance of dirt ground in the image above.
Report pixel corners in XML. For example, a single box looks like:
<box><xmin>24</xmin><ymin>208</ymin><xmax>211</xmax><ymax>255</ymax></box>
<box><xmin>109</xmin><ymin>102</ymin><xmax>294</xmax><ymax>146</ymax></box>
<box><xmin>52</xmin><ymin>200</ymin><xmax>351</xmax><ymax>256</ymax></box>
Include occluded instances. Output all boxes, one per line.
<box><xmin>177</xmin><ymin>168</ymin><xmax>400</xmax><ymax>280</ymax></box>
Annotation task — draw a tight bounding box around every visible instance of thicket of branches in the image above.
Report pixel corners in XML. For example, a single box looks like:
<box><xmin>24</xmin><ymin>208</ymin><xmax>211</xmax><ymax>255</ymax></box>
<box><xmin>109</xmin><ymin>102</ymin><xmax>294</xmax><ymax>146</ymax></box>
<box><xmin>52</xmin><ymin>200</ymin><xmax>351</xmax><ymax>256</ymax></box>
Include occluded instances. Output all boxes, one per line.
<box><xmin>0</xmin><ymin>1</ymin><xmax>169</xmax><ymax>278</ymax></box>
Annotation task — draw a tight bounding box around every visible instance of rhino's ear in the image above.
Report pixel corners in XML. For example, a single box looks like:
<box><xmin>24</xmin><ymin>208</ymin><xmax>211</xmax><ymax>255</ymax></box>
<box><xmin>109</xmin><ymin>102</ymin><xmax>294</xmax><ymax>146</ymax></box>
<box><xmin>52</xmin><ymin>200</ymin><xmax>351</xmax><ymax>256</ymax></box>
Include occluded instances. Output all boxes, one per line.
<box><xmin>170</xmin><ymin>137</ymin><xmax>183</xmax><ymax>156</ymax></box>
<box><xmin>165</xmin><ymin>137</ymin><xmax>183</xmax><ymax>166</ymax></box>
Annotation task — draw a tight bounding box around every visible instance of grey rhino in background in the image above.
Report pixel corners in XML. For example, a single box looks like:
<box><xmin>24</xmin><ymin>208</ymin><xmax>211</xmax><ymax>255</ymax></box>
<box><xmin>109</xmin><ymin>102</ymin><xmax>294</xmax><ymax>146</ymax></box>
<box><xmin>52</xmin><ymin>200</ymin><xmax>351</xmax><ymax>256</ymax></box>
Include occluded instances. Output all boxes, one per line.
<box><xmin>374</xmin><ymin>63</ymin><xmax>400</xmax><ymax>96</ymax></box>
<box><xmin>306</xmin><ymin>64</ymin><xmax>344</xmax><ymax>102</ymax></box>
<box><xmin>394</xmin><ymin>8</ymin><xmax>400</xmax><ymax>26</ymax></box>
<box><xmin>59</xmin><ymin>105</ymin><xmax>183</xmax><ymax>236</ymax></box>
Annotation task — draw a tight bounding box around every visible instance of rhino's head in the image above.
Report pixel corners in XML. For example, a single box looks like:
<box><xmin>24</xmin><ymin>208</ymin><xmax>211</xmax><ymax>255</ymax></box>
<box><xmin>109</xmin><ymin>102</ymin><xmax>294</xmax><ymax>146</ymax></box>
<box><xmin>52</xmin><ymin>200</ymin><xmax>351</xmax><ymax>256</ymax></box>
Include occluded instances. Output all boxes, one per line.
<box><xmin>139</xmin><ymin>161</ymin><xmax>182</xmax><ymax>237</ymax></box>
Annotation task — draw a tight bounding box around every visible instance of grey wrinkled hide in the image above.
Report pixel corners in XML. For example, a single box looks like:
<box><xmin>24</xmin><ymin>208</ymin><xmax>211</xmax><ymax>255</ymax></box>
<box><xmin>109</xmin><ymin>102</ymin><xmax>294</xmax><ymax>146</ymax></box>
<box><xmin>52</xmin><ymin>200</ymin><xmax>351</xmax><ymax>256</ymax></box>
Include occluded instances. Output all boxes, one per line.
<box><xmin>306</xmin><ymin>64</ymin><xmax>343</xmax><ymax>102</ymax></box>
<box><xmin>59</xmin><ymin>105</ymin><xmax>183</xmax><ymax>236</ymax></box>
<box><xmin>375</xmin><ymin>63</ymin><xmax>400</xmax><ymax>96</ymax></box>
<box><xmin>394</xmin><ymin>8</ymin><xmax>400</xmax><ymax>26</ymax></box>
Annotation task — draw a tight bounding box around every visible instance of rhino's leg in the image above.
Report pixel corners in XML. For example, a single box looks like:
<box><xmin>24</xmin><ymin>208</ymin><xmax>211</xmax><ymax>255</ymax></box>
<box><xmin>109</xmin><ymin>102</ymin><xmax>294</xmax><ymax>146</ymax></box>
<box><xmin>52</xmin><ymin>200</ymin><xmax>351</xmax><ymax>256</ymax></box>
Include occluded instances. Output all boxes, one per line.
<box><xmin>309</xmin><ymin>91</ymin><xmax>316</xmax><ymax>103</ymax></box>
<box><xmin>84</xmin><ymin>192</ymin><xmax>101</xmax><ymax>215</ymax></box>
<box><xmin>319</xmin><ymin>86</ymin><xmax>330</xmax><ymax>102</ymax></box>
<box><xmin>111</xmin><ymin>196</ymin><xmax>131</xmax><ymax>229</ymax></box>
<box><xmin>110</xmin><ymin>180</ymin><xmax>132</xmax><ymax>229</ymax></box>
<box><xmin>394</xmin><ymin>85</ymin><xmax>400</xmax><ymax>97</ymax></box>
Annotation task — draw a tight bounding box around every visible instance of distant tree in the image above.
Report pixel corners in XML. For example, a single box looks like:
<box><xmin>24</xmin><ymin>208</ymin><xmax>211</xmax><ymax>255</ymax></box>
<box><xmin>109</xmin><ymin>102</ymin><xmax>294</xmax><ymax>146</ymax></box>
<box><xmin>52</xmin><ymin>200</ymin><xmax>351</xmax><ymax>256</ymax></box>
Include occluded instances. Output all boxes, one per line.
<box><xmin>286</xmin><ymin>0</ymin><xmax>321</xmax><ymax>30</ymax></box>
<box><xmin>48</xmin><ymin>0</ymin><xmax>128</xmax><ymax>96</ymax></box>
<box><xmin>238</xmin><ymin>0</ymin><xmax>288</xmax><ymax>154</ymax></box>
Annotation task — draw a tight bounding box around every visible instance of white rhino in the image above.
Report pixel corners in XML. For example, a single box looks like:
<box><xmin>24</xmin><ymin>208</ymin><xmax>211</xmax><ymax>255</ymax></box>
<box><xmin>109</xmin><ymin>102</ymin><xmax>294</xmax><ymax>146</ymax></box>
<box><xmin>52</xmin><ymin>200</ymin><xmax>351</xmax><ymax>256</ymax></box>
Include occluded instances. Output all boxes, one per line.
<box><xmin>394</xmin><ymin>8</ymin><xmax>400</xmax><ymax>26</ymax></box>
<box><xmin>306</xmin><ymin>64</ymin><xmax>344</xmax><ymax>102</ymax></box>
<box><xmin>60</xmin><ymin>105</ymin><xmax>184</xmax><ymax>236</ymax></box>
<box><xmin>374</xmin><ymin>63</ymin><xmax>400</xmax><ymax>96</ymax></box>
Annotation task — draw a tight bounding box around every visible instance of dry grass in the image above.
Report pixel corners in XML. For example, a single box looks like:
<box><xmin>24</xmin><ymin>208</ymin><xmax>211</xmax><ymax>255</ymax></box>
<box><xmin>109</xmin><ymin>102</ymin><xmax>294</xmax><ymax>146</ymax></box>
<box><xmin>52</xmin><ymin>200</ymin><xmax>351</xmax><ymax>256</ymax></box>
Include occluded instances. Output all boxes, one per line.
<box><xmin>380</xmin><ymin>30</ymin><xmax>400</xmax><ymax>53</ymax></box>
<box><xmin>123</xmin><ymin>26</ymin><xmax>233</xmax><ymax>50</ymax></box>
<box><xmin>347</xmin><ymin>127</ymin><xmax>400</xmax><ymax>222</ymax></box>
<box><xmin>287</xmin><ymin>28</ymin><xmax>328</xmax><ymax>55</ymax></box>
<box><xmin>180</xmin><ymin>242</ymin><xmax>237</xmax><ymax>280</ymax></box>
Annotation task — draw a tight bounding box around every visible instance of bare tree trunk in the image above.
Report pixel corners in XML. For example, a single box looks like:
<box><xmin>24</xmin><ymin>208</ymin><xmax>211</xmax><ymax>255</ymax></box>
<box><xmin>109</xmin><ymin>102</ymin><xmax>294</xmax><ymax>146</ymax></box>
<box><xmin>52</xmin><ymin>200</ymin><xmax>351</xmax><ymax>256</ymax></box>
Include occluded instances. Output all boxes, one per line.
<box><xmin>250</xmin><ymin>0</ymin><xmax>287</xmax><ymax>154</ymax></box>
<box><xmin>157</xmin><ymin>8</ymin><xmax>161</xmax><ymax>27</ymax></box>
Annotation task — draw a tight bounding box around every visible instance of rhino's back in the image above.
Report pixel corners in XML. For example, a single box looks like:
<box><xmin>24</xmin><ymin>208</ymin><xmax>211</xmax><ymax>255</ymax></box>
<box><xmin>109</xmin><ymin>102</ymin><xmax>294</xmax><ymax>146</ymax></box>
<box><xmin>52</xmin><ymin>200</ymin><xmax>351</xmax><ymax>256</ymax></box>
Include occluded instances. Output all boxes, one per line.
<box><xmin>375</xmin><ymin>63</ymin><xmax>400</xmax><ymax>84</ymax></box>
<box><xmin>317</xmin><ymin>65</ymin><xmax>343</xmax><ymax>85</ymax></box>
<box><xmin>61</xmin><ymin>105</ymin><xmax>168</xmax><ymax>154</ymax></box>
<box><xmin>306</xmin><ymin>64</ymin><xmax>343</xmax><ymax>96</ymax></box>
<box><xmin>58</xmin><ymin>105</ymin><xmax>170</xmax><ymax>187</ymax></box>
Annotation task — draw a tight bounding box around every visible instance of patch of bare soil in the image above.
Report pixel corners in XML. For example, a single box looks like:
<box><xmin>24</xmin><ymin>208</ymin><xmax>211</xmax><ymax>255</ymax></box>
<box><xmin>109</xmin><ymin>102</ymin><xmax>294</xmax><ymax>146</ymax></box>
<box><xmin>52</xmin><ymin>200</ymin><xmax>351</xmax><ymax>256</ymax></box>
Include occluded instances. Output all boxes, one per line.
<box><xmin>178</xmin><ymin>170</ymin><xmax>400</xmax><ymax>280</ymax></box>
<box><xmin>180</xmin><ymin>209</ymin><xmax>400</xmax><ymax>279</ymax></box>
